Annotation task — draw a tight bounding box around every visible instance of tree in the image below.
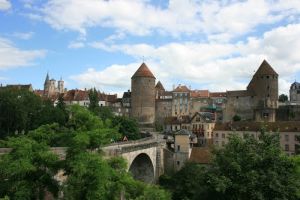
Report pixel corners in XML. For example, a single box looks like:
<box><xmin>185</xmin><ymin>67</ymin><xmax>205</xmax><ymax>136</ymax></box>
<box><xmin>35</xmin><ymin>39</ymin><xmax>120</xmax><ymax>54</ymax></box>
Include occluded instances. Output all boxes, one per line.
<box><xmin>0</xmin><ymin>137</ymin><xmax>59</xmax><ymax>199</ymax></box>
<box><xmin>98</xmin><ymin>106</ymin><xmax>114</xmax><ymax>121</ymax></box>
<box><xmin>0</xmin><ymin>88</ymin><xmax>43</xmax><ymax>138</ymax></box>
<box><xmin>162</xmin><ymin>130</ymin><xmax>300</xmax><ymax>200</ymax></box>
<box><xmin>232</xmin><ymin>114</ymin><xmax>241</xmax><ymax>122</ymax></box>
<box><xmin>194</xmin><ymin>131</ymin><xmax>300</xmax><ymax>200</ymax></box>
<box><xmin>159</xmin><ymin>163</ymin><xmax>206</xmax><ymax>200</ymax></box>
<box><xmin>279</xmin><ymin>94</ymin><xmax>288</xmax><ymax>102</ymax></box>
<box><xmin>112</xmin><ymin>116</ymin><xmax>140</xmax><ymax>140</ymax></box>
<box><xmin>88</xmin><ymin>88</ymin><xmax>99</xmax><ymax>114</ymax></box>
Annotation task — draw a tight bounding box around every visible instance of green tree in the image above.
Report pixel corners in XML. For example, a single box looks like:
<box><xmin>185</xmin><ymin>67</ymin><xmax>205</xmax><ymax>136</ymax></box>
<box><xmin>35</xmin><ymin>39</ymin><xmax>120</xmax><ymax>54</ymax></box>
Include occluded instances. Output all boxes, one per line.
<box><xmin>112</xmin><ymin>116</ymin><xmax>140</xmax><ymax>140</ymax></box>
<box><xmin>98</xmin><ymin>106</ymin><xmax>114</xmax><ymax>121</ymax></box>
<box><xmin>0</xmin><ymin>137</ymin><xmax>59</xmax><ymax>199</ymax></box>
<box><xmin>0</xmin><ymin>88</ymin><xmax>43</xmax><ymax>138</ymax></box>
<box><xmin>194</xmin><ymin>131</ymin><xmax>300</xmax><ymax>200</ymax></box>
<box><xmin>88</xmin><ymin>88</ymin><xmax>99</xmax><ymax>114</ymax></box>
<box><xmin>232</xmin><ymin>114</ymin><xmax>241</xmax><ymax>122</ymax></box>
<box><xmin>159</xmin><ymin>163</ymin><xmax>206</xmax><ymax>200</ymax></box>
<box><xmin>279</xmin><ymin>94</ymin><xmax>288</xmax><ymax>102</ymax></box>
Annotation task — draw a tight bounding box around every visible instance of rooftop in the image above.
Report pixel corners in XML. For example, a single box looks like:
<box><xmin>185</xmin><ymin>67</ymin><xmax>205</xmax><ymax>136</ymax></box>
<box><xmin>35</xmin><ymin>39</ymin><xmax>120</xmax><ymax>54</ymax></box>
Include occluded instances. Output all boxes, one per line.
<box><xmin>214</xmin><ymin>121</ymin><xmax>300</xmax><ymax>132</ymax></box>
<box><xmin>254</xmin><ymin>60</ymin><xmax>278</xmax><ymax>76</ymax></box>
<box><xmin>132</xmin><ymin>63</ymin><xmax>155</xmax><ymax>79</ymax></box>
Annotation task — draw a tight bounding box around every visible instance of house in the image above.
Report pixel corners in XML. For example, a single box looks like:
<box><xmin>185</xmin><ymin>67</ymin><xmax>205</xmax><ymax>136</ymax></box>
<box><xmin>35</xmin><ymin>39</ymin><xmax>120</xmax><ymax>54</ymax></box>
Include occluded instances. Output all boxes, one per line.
<box><xmin>213</xmin><ymin>121</ymin><xmax>300</xmax><ymax>155</ymax></box>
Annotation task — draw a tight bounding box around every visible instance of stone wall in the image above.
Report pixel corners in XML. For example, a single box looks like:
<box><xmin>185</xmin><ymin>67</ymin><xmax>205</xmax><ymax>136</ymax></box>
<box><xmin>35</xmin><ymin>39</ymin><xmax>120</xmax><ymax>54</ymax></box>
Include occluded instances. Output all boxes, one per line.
<box><xmin>131</xmin><ymin>77</ymin><xmax>156</xmax><ymax>124</ymax></box>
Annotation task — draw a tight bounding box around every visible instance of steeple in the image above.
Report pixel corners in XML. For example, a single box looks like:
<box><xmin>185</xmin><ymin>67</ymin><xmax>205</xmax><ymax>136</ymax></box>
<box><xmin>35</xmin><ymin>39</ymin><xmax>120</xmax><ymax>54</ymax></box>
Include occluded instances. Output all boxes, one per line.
<box><xmin>155</xmin><ymin>81</ymin><xmax>165</xmax><ymax>91</ymax></box>
<box><xmin>44</xmin><ymin>72</ymin><xmax>49</xmax><ymax>85</ymax></box>
<box><xmin>132</xmin><ymin>63</ymin><xmax>155</xmax><ymax>79</ymax></box>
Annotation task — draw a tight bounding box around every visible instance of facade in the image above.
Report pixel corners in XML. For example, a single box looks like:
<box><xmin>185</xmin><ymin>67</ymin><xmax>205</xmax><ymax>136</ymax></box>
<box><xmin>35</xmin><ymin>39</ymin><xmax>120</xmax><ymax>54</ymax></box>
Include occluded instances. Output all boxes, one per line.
<box><xmin>155</xmin><ymin>81</ymin><xmax>173</xmax><ymax>126</ymax></box>
<box><xmin>213</xmin><ymin>122</ymin><xmax>300</xmax><ymax>155</ymax></box>
<box><xmin>224</xmin><ymin>60</ymin><xmax>278</xmax><ymax>122</ymax></box>
<box><xmin>131</xmin><ymin>63</ymin><xmax>156</xmax><ymax>125</ymax></box>
<box><xmin>172</xmin><ymin>129</ymin><xmax>197</xmax><ymax>171</ymax></box>
<box><xmin>290</xmin><ymin>82</ymin><xmax>300</xmax><ymax>103</ymax></box>
<box><xmin>172</xmin><ymin>85</ymin><xmax>190</xmax><ymax>116</ymax></box>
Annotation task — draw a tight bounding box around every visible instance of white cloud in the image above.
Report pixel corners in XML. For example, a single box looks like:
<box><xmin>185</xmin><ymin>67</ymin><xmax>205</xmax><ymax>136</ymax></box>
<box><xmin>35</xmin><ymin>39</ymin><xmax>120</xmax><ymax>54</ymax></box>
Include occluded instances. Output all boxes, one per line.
<box><xmin>12</xmin><ymin>32</ymin><xmax>34</xmax><ymax>40</ymax></box>
<box><xmin>68</xmin><ymin>41</ymin><xmax>85</xmax><ymax>49</ymax></box>
<box><xmin>73</xmin><ymin>23</ymin><xmax>300</xmax><ymax>95</ymax></box>
<box><xmin>36</xmin><ymin>0</ymin><xmax>300</xmax><ymax>40</ymax></box>
<box><xmin>0</xmin><ymin>37</ymin><xmax>46</xmax><ymax>70</ymax></box>
<box><xmin>0</xmin><ymin>0</ymin><xmax>11</xmax><ymax>11</ymax></box>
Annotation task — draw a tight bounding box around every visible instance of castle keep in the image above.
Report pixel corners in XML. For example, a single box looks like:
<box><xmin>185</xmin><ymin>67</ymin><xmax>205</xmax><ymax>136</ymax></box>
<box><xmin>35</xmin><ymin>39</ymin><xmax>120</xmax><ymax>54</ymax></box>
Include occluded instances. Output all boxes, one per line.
<box><xmin>224</xmin><ymin>60</ymin><xmax>278</xmax><ymax>122</ymax></box>
<box><xmin>131</xmin><ymin>63</ymin><xmax>156</xmax><ymax>125</ymax></box>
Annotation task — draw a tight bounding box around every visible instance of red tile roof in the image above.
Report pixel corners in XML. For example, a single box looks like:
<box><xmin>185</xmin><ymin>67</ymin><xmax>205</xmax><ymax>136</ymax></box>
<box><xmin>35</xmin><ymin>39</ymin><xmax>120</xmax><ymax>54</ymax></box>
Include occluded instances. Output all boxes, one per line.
<box><xmin>173</xmin><ymin>85</ymin><xmax>190</xmax><ymax>92</ymax></box>
<box><xmin>191</xmin><ymin>90</ymin><xmax>209</xmax><ymax>98</ymax></box>
<box><xmin>210</xmin><ymin>92</ymin><xmax>227</xmax><ymax>98</ymax></box>
<box><xmin>189</xmin><ymin>147</ymin><xmax>212</xmax><ymax>164</ymax></box>
<box><xmin>132</xmin><ymin>63</ymin><xmax>155</xmax><ymax>79</ymax></box>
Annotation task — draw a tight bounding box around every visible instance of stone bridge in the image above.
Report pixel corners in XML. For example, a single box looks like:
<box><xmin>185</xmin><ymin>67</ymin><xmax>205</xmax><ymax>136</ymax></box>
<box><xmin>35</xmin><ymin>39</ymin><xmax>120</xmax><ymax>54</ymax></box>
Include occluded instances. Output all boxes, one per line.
<box><xmin>0</xmin><ymin>135</ymin><xmax>165</xmax><ymax>184</ymax></box>
<box><xmin>102</xmin><ymin>135</ymin><xmax>165</xmax><ymax>183</ymax></box>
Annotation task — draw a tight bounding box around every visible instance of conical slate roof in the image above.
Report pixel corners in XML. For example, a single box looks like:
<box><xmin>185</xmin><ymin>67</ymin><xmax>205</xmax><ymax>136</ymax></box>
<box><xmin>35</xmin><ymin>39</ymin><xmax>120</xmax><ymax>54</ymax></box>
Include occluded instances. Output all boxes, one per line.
<box><xmin>131</xmin><ymin>63</ymin><xmax>155</xmax><ymax>79</ymax></box>
<box><xmin>155</xmin><ymin>81</ymin><xmax>165</xmax><ymax>90</ymax></box>
<box><xmin>44</xmin><ymin>72</ymin><xmax>49</xmax><ymax>85</ymax></box>
<box><xmin>254</xmin><ymin>60</ymin><xmax>278</xmax><ymax>76</ymax></box>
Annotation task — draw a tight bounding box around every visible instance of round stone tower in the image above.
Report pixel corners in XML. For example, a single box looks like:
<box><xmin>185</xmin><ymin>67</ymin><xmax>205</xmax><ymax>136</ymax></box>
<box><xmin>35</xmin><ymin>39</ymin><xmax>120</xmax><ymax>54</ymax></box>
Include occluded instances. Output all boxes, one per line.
<box><xmin>131</xmin><ymin>63</ymin><xmax>156</xmax><ymax>125</ymax></box>
<box><xmin>247</xmin><ymin>60</ymin><xmax>278</xmax><ymax>122</ymax></box>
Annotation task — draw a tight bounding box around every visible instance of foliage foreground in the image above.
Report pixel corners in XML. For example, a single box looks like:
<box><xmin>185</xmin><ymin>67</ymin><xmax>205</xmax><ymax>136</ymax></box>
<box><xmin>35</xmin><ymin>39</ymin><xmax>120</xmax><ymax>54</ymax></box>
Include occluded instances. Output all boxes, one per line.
<box><xmin>160</xmin><ymin>130</ymin><xmax>300</xmax><ymax>200</ymax></box>
<box><xmin>0</xmin><ymin>105</ymin><xmax>170</xmax><ymax>200</ymax></box>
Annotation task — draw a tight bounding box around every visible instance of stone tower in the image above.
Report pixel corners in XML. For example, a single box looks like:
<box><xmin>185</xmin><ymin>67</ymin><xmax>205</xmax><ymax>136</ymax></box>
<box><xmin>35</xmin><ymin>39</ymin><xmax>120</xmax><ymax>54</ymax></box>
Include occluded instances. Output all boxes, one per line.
<box><xmin>58</xmin><ymin>77</ymin><xmax>64</xmax><ymax>94</ymax></box>
<box><xmin>131</xmin><ymin>63</ymin><xmax>156</xmax><ymax>125</ymax></box>
<box><xmin>247</xmin><ymin>60</ymin><xmax>278</xmax><ymax>122</ymax></box>
<box><xmin>290</xmin><ymin>82</ymin><xmax>300</xmax><ymax>103</ymax></box>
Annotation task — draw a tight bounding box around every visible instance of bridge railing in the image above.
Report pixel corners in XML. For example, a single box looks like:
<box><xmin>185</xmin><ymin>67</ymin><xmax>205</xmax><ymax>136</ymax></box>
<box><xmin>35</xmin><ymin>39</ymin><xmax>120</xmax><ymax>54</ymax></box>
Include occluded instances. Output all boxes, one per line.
<box><xmin>103</xmin><ymin>135</ymin><xmax>155</xmax><ymax>147</ymax></box>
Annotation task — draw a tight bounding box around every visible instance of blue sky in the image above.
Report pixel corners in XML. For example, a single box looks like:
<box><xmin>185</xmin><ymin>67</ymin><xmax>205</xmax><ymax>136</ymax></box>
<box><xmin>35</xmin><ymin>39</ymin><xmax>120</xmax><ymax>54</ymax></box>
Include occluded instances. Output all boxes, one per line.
<box><xmin>1</xmin><ymin>0</ymin><xmax>300</xmax><ymax>96</ymax></box>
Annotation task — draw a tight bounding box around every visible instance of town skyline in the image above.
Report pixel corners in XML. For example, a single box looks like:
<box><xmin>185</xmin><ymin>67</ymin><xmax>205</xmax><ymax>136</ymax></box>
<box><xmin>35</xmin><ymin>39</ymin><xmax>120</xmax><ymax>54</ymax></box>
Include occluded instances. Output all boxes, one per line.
<box><xmin>1</xmin><ymin>0</ymin><xmax>300</xmax><ymax>95</ymax></box>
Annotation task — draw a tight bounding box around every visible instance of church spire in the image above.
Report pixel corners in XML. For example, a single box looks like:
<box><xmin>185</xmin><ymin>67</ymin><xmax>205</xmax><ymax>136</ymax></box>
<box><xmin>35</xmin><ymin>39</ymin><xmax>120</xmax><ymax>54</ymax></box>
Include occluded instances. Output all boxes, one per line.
<box><xmin>44</xmin><ymin>72</ymin><xmax>49</xmax><ymax>85</ymax></box>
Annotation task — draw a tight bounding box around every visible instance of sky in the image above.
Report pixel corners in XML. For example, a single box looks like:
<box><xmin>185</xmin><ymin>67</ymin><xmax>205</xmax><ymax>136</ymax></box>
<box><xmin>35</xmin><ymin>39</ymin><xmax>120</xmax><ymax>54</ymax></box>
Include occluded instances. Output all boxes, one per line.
<box><xmin>1</xmin><ymin>0</ymin><xmax>300</xmax><ymax>97</ymax></box>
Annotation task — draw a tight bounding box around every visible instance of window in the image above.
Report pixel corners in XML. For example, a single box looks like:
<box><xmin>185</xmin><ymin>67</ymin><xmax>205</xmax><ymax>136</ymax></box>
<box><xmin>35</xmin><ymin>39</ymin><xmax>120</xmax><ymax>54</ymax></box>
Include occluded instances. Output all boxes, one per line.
<box><xmin>215</xmin><ymin>133</ymin><xmax>219</xmax><ymax>137</ymax></box>
<box><xmin>285</xmin><ymin>134</ymin><xmax>289</xmax><ymax>142</ymax></box>
<box><xmin>177</xmin><ymin>145</ymin><xmax>180</xmax><ymax>151</ymax></box>
<box><xmin>266</xmin><ymin>75</ymin><xmax>269</xmax><ymax>79</ymax></box>
<box><xmin>285</xmin><ymin>144</ymin><xmax>289</xmax><ymax>151</ymax></box>
<box><xmin>222</xmin><ymin>133</ymin><xmax>225</xmax><ymax>138</ymax></box>
<box><xmin>177</xmin><ymin>161</ymin><xmax>180</xmax><ymax>166</ymax></box>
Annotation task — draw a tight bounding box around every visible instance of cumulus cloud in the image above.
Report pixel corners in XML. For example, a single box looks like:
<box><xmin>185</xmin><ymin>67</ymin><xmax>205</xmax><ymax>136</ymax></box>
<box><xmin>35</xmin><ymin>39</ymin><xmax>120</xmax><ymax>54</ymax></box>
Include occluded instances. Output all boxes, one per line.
<box><xmin>72</xmin><ymin>23</ymin><xmax>300</xmax><ymax>95</ymax></box>
<box><xmin>34</xmin><ymin>0</ymin><xmax>300</xmax><ymax>40</ymax></box>
<box><xmin>0</xmin><ymin>0</ymin><xmax>11</xmax><ymax>11</ymax></box>
<box><xmin>0</xmin><ymin>37</ymin><xmax>46</xmax><ymax>70</ymax></box>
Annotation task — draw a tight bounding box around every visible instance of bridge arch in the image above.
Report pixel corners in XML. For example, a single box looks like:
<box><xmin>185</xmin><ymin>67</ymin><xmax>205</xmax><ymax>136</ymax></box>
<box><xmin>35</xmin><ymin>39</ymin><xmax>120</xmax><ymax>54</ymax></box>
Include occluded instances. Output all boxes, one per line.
<box><xmin>129</xmin><ymin>153</ymin><xmax>155</xmax><ymax>183</ymax></box>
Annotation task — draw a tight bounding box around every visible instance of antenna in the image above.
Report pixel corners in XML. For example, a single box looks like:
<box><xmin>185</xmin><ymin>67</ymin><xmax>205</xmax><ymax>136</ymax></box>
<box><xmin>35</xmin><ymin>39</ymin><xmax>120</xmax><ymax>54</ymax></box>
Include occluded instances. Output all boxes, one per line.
<box><xmin>142</xmin><ymin>56</ymin><xmax>145</xmax><ymax>63</ymax></box>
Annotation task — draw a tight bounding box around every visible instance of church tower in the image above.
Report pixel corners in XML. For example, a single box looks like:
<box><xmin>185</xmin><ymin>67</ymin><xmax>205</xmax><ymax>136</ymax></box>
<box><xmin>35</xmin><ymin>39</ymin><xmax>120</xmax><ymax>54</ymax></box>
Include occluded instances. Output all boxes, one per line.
<box><xmin>131</xmin><ymin>63</ymin><xmax>156</xmax><ymax>125</ymax></box>
<box><xmin>247</xmin><ymin>60</ymin><xmax>278</xmax><ymax>122</ymax></box>
<box><xmin>57</xmin><ymin>77</ymin><xmax>64</xmax><ymax>94</ymax></box>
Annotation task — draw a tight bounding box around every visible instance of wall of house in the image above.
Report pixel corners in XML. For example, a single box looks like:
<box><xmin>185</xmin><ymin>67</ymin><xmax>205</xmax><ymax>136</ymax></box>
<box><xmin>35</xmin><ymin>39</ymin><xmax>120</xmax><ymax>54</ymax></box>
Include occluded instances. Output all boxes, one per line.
<box><xmin>213</xmin><ymin>130</ymin><xmax>300</xmax><ymax>155</ymax></box>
